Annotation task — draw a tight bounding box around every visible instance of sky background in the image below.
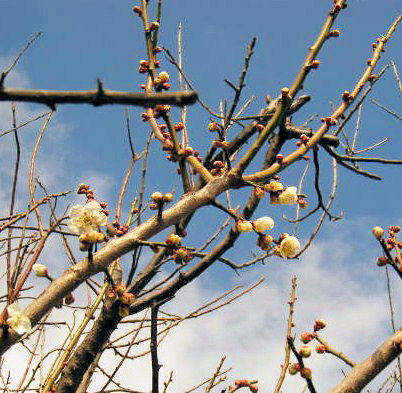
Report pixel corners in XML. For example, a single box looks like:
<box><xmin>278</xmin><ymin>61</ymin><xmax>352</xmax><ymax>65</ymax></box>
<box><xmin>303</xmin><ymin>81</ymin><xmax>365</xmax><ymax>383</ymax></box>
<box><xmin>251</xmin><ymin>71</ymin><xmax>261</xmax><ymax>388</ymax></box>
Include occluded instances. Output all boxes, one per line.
<box><xmin>0</xmin><ymin>1</ymin><xmax>401</xmax><ymax>392</ymax></box>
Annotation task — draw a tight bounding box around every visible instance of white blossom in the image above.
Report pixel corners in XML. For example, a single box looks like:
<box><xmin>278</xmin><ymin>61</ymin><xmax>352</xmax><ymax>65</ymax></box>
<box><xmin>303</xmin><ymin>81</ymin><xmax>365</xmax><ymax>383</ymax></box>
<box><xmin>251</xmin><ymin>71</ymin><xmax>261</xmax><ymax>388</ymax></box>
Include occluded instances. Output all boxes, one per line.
<box><xmin>68</xmin><ymin>200</ymin><xmax>107</xmax><ymax>234</ymax></box>
<box><xmin>253</xmin><ymin>216</ymin><xmax>275</xmax><ymax>232</ymax></box>
<box><xmin>6</xmin><ymin>303</ymin><xmax>31</xmax><ymax>335</ymax></box>
<box><xmin>277</xmin><ymin>186</ymin><xmax>298</xmax><ymax>205</ymax></box>
<box><xmin>279</xmin><ymin>235</ymin><xmax>301</xmax><ymax>258</ymax></box>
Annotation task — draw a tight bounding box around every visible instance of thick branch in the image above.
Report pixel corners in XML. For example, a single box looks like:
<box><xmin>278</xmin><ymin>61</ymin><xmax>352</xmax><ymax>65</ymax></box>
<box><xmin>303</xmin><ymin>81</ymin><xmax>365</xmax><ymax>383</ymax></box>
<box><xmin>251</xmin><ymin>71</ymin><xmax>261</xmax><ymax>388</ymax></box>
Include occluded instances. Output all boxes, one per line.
<box><xmin>55</xmin><ymin>303</ymin><xmax>121</xmax><ymax>393</ymax></box>
<box><xmin>329</xmin><ymin>328</ymin><xmax>402</xmax><ymax>393</ymax></box>
<box><xmin>0</xmin><ymin>175</ymin><xmax>237</xmax><ymax>355</ymax></box>
<box><xmin>0</xmin><ymin>87</ymin><xmax>197</xmax><ymax>108</ymax></box>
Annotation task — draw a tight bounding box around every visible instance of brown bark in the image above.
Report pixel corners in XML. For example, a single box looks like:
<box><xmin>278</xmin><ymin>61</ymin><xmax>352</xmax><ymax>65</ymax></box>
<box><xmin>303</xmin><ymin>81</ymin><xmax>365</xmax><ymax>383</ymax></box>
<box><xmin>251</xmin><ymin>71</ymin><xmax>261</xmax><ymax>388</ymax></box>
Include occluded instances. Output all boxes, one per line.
<box><xmin>329</xmin><ymin>328</ymin><xmax>402</xmax><ymax>393</ymax></box>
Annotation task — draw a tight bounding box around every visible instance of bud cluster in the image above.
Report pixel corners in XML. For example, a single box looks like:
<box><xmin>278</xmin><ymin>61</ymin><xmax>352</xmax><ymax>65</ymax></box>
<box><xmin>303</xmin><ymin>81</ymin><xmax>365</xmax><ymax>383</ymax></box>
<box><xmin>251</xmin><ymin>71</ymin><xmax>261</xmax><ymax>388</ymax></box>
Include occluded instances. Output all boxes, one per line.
<box><xmin>160</xmin><ymin>126</ymin><xmax>202</xmax><ymax>163</ymax></box>
<box><xmin>373</xmin><ymin>224</ymin><xmax>401</xmax><ymax>269</ymax></box>
<box><xmin>210</xmin><ymin>160</ymin><xmax>226</xmax><ymax>177</ymax></box>
<box><xmin>108</xmin><ymin>220</ymin><xmax>129</xmax><ymax>237</ymax></box>
<box><xmin>212</xmin><ymin>139</ymin><xmax>229</xmax><ymax>149</ymax></box>
<box><xmin>234</xmin><ymin>380</ymin><xmax>258</xmax><ymax>392</ymax></box>
<box><xmin>164</xmin><ymin>234</ymin><xmax>193</xmax><ymax>265</ymax></box>
<box><xmin>264</xmin><ymin>180</ymin><xmax>307</xmax><ymax>208</ymax></box>
<box><xmin>106</xmin><ymin>284</ymin><xmax>136</xmax><ymax>317</ymax></box>
<box><xmin>153</xmin><ymin>71</ymin><xmax>171</xmax><ymax>90</ymax></box>
<box><xmin>149</xmin><ymin>191</ymin><xmax>174</xmax><ymax>211</ymax></box>
<box><xmin>288</xmin><ymin>363</ymin><xmax>312</xmax><ymax>379</ymax></box>
<box><xmin>295</xmin><ymin>133</ymin><xmax>310</xmax><ymax>147</ymax></box>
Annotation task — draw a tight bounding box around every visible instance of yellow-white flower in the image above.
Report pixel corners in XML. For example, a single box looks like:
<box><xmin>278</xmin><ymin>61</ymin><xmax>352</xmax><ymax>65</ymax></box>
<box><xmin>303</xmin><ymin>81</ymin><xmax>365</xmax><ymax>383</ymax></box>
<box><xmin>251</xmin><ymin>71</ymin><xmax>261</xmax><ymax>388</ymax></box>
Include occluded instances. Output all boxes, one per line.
<box><xmin>6</xmin><ymin>303</ymin><xmax>31</xmax><ymax>335</ymax></box>
<box><xmin>68</xmin><ymin>200</ymin><xmax>107</xmax><ymax>234</ymax></box>
<box><xmin>277</xmin><ymin>186</ymin><xmax>298</xmax><ymax>205</ymax></box>
<box><xmin>32</xmin><ymin>263</ymin><xmax>48</xmax><ymax>277</ymax></box>
<box><xmin>253</xmin><ymin>216</ymin><xmax>275</xmax><ymax>232</ymax></box>
<box><xmin>279</xmin><ymin>235</ymin><xmax>301</xmax><ymax>258</ymax></box>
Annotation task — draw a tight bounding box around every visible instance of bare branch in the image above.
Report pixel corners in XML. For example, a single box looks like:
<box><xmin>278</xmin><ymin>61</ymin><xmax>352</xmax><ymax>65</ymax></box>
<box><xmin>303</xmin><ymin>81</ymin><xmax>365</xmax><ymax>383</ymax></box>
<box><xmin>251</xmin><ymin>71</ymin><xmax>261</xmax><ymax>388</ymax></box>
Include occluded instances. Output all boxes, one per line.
<box><xmin>0</xmin><ymin>87</ymin><xmax>197</xmax><ymax>108</ymax></box>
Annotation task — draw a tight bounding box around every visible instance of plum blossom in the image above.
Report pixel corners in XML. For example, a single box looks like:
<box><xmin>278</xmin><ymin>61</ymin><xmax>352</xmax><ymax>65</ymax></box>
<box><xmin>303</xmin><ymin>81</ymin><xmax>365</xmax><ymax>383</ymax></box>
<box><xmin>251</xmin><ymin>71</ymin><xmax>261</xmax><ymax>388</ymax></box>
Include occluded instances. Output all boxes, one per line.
<box><xmin>279</xmin><ymin>235</ymin><xmax>301</xmax><ymax>258</ymax></box>
<box><xmin>68</xmin><ymin>200</ymin><xmax>107</xmax><ymax>234</ymax></box>
<box><xmin>253</xmin><ymin>216</ymin><xmax>275</xmax><ymax>232</ymax></box>
<box><xmin>277</xmin><ymin>186</ymin><xmax>298</xmax><ymax>205</ymax></box>
<box><xmin>6</xmin><ymin>303</ymin><xmax>31</xmax><ymax>335</ymax></box>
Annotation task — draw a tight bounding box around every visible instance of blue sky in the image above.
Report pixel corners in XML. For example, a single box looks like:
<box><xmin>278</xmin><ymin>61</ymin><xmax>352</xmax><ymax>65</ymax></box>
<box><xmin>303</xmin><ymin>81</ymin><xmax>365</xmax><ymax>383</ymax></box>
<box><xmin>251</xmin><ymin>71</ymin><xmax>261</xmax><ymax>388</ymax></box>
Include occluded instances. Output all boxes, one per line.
<box><xmin>0</xmin><ymin>1</ymin><xmax>401</xmax><ymax>392</ymax></box>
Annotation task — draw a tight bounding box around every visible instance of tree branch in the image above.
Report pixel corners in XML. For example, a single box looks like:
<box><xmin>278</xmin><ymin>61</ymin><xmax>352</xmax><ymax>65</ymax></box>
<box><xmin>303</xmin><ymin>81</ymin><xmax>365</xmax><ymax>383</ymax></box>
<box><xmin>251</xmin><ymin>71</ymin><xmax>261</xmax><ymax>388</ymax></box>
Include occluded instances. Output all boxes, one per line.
<box><xmin>329</xmin><ymin>328</ymin><xmax>402</xmax><ymax>393</ymax></box>
<box><xmin>0</xmin><ymin>87</ymin><xmax>197</xmax><ymax>108</ymax></box>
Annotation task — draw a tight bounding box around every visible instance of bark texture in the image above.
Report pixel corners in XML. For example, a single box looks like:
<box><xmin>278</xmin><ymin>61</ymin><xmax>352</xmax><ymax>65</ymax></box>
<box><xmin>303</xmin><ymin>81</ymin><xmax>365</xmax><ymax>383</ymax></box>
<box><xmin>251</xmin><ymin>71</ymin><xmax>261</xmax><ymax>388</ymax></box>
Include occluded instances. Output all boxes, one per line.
<box><xmin>329</xmin><ymin>328</ymin><xmax>402</xmax><ymax>393</ymax></box>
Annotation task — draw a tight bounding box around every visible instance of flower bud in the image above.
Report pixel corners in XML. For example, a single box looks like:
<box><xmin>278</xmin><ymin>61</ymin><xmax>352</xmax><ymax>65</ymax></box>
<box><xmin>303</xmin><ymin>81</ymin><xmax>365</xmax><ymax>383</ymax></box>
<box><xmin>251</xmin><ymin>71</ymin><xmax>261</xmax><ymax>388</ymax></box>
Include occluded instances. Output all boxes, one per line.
<box><xmin>277</xmin><ymin>187</ymin><xmax>298</xmax><ymax>205</ymax></box>
<box><xmin>329</xmin><ymin>29</ymin><xmax>340</xmax><ymax>37</ymax></box>
<box><xmin>235</xmin><ymin>380</ymin><xmax>249</xmax><ymax>387</ymax></box>
<box><xmin>208</xmin><ymin>122</ymin><xmax>219</xmax><ymax>132</ymax></box>
<box><xmin>64</xmin><ymin>293</ymin><xmax>75</xmax><ymax>305</ymax></box>
<box><xmin>32</xmin><ymin>264</ymin><xmax>48</xmax><ymax>278</ymax></box>
<box><xmin>257</xmin><ymin>235</ymin><xmax>274</xmax><ymax>251</ymax></box>
<box><xmin>79</xmin><ymin>231</ymin><xmax>105</xmax><ymax>244</ymax></box>
<box><xmin>163</xmin><ymin>193</ymin><xmax>174</xmax><ymax>203</ymax></box>
<box><xmin>315</xmin><ymin>344</ymin><xmax>326</xmax><ymax>354</ymax></box>
<box><xmin>300</xmin><ymin>368</ymin><xmax>312</xmax><ymax>379</ymax></box>
<box><xmin>300</xmin><ymin>332</ymin><xmax>314</xmax><ymax>344</ymax></box>
<box><xmin>149</xmin><ymin>21</ymin><xmax>160</xmax><ymax>31</ymax></box>
<box><xmin>298</xmin><ymin>198</ymin><xmax>308</xmax><ymax>209</ymax></box>
<box><xmin>376</xmin><ymin>257</ymin><xmax>388</xmax><ymax>267</ymax></box>
<box><xmin>253</xmin><ymin>187</ymin><xmax>265</xmax><ymax>199</ymax></box>
<box><xmin>372</xmin><ymin>226</ymin><xmax>384</xmax><ymax>239</ymax></box>
<box><xmin>158</xmin><ymin>71</ymin><xmax>170</xmax><ymax>83</ymax></box>
<box><xmin>173</xmin><ymin>247</ymin><xmax>192</xmax><ymax>262</ymax></box>
<box><xmin>166</xmin><ymin>234</ymin><xmax>182</xmax><ymax>246</ymax></box>
<box><xmin>288</xmin><ymin>363</ymin><xmax>300</xmax><ymax>375</ymax></box>
<box><xmin>264</xmin><ymin>181</ymin><xmax>284</xmax><ymax>192</ymax></box>
<box><xmin>314</xmin><ymin>319</ymin><xmax>326</xmax><ymax>331</ymax></box>
<box><xmin>253</xmin><ymin>217</ymin><xmax>275</xmax><ymax>232</ymax></box>
<box><xmin>132</xmin><ymin>6</ymin><xmax>142</xmax><ymax>15</ymax></box>
<box><xmin>299</xmin><ymin>345</ymin><xmax>312</xmax><ymax>358</ymax></box>
<box><xmin>342</xmin><ymin>91</ymin><xmax>352</xmax><ymax>101</ymax></box>
<box><xmin>236</xmin><ymin>220</ymin><xmax>253</xmax><ymax>233</ymax></box>
<box><xmin>174</xmin><ymin>122</ymin><xmax>184</xmax><ymax>131</ymax></box>
<box><xmin>276</xmin><ymin>154</ymin><xmax>284</xmax><ymax>163</ymax></box>
<box><xmin>151</xmin><ymin>191</ymin><xmax>164</xmax><ymax>203</ymax></box>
